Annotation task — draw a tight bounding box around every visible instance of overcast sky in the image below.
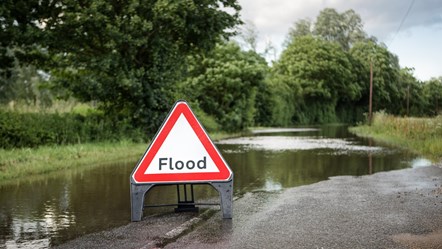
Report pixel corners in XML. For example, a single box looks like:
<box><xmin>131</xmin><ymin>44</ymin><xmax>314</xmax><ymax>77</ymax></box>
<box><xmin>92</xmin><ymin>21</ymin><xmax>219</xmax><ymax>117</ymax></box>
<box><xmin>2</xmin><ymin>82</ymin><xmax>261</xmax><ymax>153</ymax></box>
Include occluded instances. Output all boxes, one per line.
<box><xmin>236</xmin><ymin>0</ymin><xmax>442</xmax><ymax>81</ymax></box>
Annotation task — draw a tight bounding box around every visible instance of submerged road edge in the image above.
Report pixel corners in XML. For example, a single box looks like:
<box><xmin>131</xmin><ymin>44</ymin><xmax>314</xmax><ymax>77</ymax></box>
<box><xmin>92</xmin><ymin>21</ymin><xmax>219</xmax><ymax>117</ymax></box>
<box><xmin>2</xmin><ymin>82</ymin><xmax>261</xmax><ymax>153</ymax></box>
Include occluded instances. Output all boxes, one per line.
<box><xmin>55</xmin><ymin>165</ymin><xmax>442</xmax><ymax>249</ymax></box>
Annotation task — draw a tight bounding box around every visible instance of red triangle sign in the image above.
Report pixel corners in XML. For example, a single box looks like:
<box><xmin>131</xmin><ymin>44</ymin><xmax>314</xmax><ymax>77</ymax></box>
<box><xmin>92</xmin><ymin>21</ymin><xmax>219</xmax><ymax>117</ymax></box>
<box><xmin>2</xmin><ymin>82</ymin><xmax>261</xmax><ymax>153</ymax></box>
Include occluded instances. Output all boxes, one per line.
<box><xmin>131</xmin><ymin>101</ymin><xmax>233</xmax><ymax>183</ymax></box>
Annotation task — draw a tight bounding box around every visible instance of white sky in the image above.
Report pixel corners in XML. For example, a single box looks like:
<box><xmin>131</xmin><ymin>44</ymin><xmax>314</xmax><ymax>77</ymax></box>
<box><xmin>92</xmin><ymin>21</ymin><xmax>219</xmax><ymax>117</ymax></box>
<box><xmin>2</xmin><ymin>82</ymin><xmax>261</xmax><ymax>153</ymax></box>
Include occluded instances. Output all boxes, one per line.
<box><xmin>236</xmin><ymin>0</ymin><xmax>442</xmax><ymax>81</ymax></box>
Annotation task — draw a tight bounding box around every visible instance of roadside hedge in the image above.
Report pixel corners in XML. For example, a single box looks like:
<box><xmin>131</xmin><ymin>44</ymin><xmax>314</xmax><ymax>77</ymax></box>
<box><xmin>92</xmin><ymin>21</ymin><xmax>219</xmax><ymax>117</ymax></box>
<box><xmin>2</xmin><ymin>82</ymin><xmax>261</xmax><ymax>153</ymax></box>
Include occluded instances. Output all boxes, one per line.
<box><xmin>0</xmin><ymin>111</ymin><xmax>145</xmax><ymax>149</ymax></box>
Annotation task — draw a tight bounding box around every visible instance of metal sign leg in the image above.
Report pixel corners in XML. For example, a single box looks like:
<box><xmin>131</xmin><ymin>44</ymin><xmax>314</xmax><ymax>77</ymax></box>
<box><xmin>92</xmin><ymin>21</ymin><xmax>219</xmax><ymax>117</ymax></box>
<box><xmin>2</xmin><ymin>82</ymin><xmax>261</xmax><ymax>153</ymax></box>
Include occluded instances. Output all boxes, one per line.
<box><xmin>130</xmin><ymin>183</ymin><xmax>154</xmax><ymax>221</ymax></box>
<box><xmin>210</xmin><ymin>179</ymin><xmax>233</xmax><ymax>219</ymax></box>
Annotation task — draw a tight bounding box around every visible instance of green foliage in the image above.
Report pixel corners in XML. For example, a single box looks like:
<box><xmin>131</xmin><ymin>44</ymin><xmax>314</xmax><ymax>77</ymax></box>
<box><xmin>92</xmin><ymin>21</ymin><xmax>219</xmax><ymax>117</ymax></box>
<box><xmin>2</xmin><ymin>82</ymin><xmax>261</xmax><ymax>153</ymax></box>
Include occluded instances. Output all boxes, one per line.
<box><xmin>335</xmin><ymin>103</ymin><xmax>366</xmax><ymax>124</ymax></box>
<box><xmin>177</xmin><ymin>42</ymin><xmax>268</xmax><ymax>131</ymax></box>
<box><xmin>286</xmin><ymin>19</ymin><xmax>312</xmax><ymax>43</ymax></box>
<box><xmin>314</xmin><ymin>8</ymin><xmax>367</xmax><ymax>50</ymax></box>
<box><xmin>423</xmin><ymin>77</ymin><xmax>442</xmax><ymax>115</ymax></box>
<box><xmin>350</xmin><ymin>41</ymin><xmax>402</xmax><ymax>114</ymax></box>
<box><xmin>0</xmin><ymin>0</ymin><xmax>51</xmax><ymax>75</ymax></box>
<box><xmin>192</xmin><ymin>107</ymin><xmax>220</xmax><ymax>133</ymax></box>
<box><xmin>350</xmin><ymin>112</ymin><xmax>442</xmax><ymax>161</ymax></box>
<box><xmin>287</xmin><ymin>8</ymin><xmax>367</xmax><ymax>51</ymax></box>
<box><xmin>279</xmin><ymin>36</ymin><xmax>359</xmax><ymax>100</ymax></box>
<box><xmin>263</xmin><ymin>74</ymin><xmax>298</xmax><ymax>126</ymax></box>
<box><xmin>2</xmin><ymin>2</ymin><xmax>442</xmax><ymax>151</ymax></box>
<box><xmin>274</xmin><ymin>35</ymin><xmax>360</xmax><ymax>124</ymax></box>
<box><xmin>0</xmin><ymin>49</ymin><xmax>53</xmax><ymax>107</ymax></box>
<box><xmin>397</xmin><ymin>68</ymin><xmax>425</xmax><ymax>116</ymax></box>
<box><xmin>278</xmin><ymin>7</ymin><xmax>438</xmax><ymax>125</ymax></box>
<box><xmin>277</xmin><ymin>5</ymin><xmax>441</xmax><ymax>125</ymax></box>
<box><xmin>0</xmin><ymin>111</ymin><xmax>144</xmax><ymax>149</ymax></box>
<box><xmin>253</xmin><ymin>77</ymin><xmax>276</xmax><ymax>126</ymax></box>
<box><xmin>1</xmin><ymin>0</ymin><xmax>241</xmax><ymax>135</ymax></box>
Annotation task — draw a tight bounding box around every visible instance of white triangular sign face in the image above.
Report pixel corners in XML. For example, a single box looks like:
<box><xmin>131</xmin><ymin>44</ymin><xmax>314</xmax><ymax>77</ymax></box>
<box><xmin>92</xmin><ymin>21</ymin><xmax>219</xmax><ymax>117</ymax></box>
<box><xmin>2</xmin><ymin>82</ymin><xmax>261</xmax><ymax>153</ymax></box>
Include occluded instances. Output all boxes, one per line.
<box><xmin>131</xmin><ymin>101</ymin><xmax>233</xmax><ymax>183</ymax></box>
<box><xmin>144</xmin><ymin>113</ymin><xmax>220</xmax><ymax>174</ymax></box>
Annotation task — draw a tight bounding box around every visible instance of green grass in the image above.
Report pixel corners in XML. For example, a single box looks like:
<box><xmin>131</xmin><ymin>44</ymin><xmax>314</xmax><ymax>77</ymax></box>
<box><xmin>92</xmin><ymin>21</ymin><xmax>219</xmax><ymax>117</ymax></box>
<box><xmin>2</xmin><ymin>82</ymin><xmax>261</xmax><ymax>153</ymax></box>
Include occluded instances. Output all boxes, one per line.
<box><xmin>0</xmin><ymin>140</ymin><xmax>147</xmax><ymax>182</ymax></box>
<box><xmin>1</xmin><ymin>99</ymin><xmax>97</xmax><ymax>114</ymax></box>
<box><xmin>0</xmin><ymin>131</ymin><xmax>238</xmax><ymax>183</ymax></box>
<box><xmin>350</xmin><ymin>112</ymin><xmax>442</xmax><ymax>162</ymax></box>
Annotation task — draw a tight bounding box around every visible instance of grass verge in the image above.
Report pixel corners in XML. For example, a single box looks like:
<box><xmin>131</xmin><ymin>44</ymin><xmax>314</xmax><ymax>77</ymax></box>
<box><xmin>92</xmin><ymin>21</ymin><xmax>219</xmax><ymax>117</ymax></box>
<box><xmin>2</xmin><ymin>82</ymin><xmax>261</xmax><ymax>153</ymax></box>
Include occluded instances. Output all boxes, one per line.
<box><xmin>0</xmin><ymin>131</ymin><xmax>240</xmax><ymax>183</ymax></box>
<box><xmin>0</xmin><ymin>140</ymin><xmax>147</xmax><ymax>182</ymax></box>
<box><xmin>349</xmin><ymin>112</ymin><xmax>442</xmax><ymax>162</ymax></box>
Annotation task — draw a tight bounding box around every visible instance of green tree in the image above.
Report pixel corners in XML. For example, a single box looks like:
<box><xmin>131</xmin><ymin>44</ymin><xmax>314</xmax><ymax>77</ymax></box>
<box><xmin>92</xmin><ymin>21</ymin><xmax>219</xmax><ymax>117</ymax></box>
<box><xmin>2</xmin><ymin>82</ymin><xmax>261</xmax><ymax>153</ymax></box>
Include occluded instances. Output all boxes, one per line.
<box><xmin>274</xmin><ymin>35</ymin><xmax>359</xmax><ymax>123</ymax></box>
<box><xmin>177</xmin><ymin>42</ymin><xmax>268</xmax><ymax>131</ymax></box>
<box><xmin>313</xmin><ymin>8</ymin><xmax>366</xmax><ymax>50</ymax></box>
<box><xmin>424</xmin><ymin>77</ymin><xmax>442</xmax><ymax>115</ymax></box>
<box><xmin>264</xmin><ymin>73</ymin><xmax>299</xmax><ymax>126</ymax></box>
<box><xmin>350</xmin><ymin>41</ymin><xmax>402</xmax><ymax>114</ymax></box>
<box><xmin>0</xmin><ymin>0</ymin><xmax>53</xmax><ymax>71</ymax></box>
<box><xmin>1</xmin><ymin>0</ymin><xmax>241</xmax><ymax>133</ymax></box>
<box><xmin>285</xmin><ymin>19</ymin><xmax>312</xmax><ymax>45</ymax></box>
<box><xmin>237</xmin><ymin>20</ymin><xmax>259</xmax><ymax>52</ymax></box>
<box><xmin>1</xmin><ymin>0</ymin><xmax>56</xmax><ymax>105</ymax></box>
<box><xmin>0</xmin><ymin>48</ymin><xmax>53</xmax><ymax>108</ymax></box>
<box><xmin>398</xmin><ymin>68</ymin><xmax>427</xmax><ymax>116</ymax></box>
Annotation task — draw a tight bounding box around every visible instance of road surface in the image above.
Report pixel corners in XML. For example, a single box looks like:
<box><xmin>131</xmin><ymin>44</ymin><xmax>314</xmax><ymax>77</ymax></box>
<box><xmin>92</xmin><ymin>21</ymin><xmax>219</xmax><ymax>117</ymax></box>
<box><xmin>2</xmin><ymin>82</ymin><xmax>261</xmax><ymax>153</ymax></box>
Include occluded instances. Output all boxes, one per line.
<box><xmin>56</xmin><ymin>165</ymin><xmax>442</xmax><ymax>249</ymax></box>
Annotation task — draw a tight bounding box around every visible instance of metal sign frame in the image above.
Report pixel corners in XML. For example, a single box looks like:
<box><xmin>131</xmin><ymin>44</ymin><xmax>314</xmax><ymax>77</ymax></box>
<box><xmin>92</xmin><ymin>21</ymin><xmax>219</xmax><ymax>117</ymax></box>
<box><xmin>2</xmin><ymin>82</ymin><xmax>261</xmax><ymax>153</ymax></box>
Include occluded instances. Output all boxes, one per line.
<box><xmin>130</xmin><ymin>179</ymin><xmax>233</xmax><ymax>221</ymax></box>
<box><xmin>130</xmin><ymin>100</ymin><xmax>233</xmax><ymax>221</ymax></box>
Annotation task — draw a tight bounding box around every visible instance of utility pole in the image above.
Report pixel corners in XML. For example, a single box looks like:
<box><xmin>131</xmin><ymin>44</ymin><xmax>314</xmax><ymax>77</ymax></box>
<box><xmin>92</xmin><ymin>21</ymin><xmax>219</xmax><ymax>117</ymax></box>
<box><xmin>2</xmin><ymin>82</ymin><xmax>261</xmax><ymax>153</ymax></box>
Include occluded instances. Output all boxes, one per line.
<box><xmin>368</xmin><ymin>60</ymin><xmax>373</xmax><ymax>125</ymax></box>
<box><xmin>406</xmin><ymin>84</ymin><xmax>410</xmax><ymax>116</ymax></box>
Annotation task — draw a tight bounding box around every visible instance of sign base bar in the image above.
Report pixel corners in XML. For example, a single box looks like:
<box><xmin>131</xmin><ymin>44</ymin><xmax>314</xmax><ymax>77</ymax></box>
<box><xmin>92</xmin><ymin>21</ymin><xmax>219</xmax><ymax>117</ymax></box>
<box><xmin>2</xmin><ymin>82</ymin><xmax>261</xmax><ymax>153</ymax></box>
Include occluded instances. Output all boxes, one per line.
<box><xmin>130</xmin><ymin>179</ymin><xmax>233</xmax><ymax>221</ymax></box>
<box><xmin>175</xmin><ymin>204</ymin><xmax>199</xmax><ymax>213</ymax></box>
<box><xmin>144</xmin><ymin>202</ymin><xmax>218</xmax><ymax>208</ymax></box>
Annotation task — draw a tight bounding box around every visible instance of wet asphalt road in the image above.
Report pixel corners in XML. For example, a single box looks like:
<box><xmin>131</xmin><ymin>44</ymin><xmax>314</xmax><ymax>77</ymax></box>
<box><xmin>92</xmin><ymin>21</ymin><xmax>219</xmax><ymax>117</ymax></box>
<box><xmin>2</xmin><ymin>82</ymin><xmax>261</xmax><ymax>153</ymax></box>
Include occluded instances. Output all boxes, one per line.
<box><xmin>56</xmin><ymin>166</ymin><xmax>442</xmax><ymax>249</ymax></box>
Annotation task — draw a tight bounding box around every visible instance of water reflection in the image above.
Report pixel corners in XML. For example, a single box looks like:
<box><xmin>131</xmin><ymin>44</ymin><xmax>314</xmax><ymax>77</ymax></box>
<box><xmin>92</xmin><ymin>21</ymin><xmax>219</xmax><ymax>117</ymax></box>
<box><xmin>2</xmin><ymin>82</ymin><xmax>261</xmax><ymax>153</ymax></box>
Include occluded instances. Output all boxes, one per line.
<box><xmin>261</xmin><ymin>179</ymin><xmax>283</xmax><ymax>192</ymax></box>
<box><xmin>250</xmin><ymin>128</ymin><xmax>319</xmax><ymax>134</ymax></box>
<box><xmin>0</xmin><ymin>161</ymin><xmax>134</xmax><ymax>248</ymax></box>
<box><xmin>0</xmin><ymin>125</ymin><xmax>427</xmax><ymax>247</ymax></box>
<box><xmin>410</xmin><ymin>158</ymin><xmax>432</xmax><ymax>168</ymax></box>
<box><xmin>218</xmin><ymin>136</ymin><xmax>384</xmax><ymax>152</ymax></box>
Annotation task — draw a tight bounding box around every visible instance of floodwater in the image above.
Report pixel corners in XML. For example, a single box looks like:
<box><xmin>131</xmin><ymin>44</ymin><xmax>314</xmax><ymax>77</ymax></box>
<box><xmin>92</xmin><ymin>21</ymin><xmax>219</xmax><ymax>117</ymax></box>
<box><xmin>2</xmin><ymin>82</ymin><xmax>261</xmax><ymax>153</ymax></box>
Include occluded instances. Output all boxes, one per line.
<box><xmin>0</xmin><ymin>125</ymin><xmax>432</xmax><ymax>248</ymax></box>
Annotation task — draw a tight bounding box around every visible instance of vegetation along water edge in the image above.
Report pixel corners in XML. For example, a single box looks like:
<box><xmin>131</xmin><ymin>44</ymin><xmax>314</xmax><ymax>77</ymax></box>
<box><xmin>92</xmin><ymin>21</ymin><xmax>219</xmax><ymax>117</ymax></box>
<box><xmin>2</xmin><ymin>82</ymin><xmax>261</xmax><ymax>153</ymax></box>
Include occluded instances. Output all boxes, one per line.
<box><xmin>350</xmin><ymin>112</ymin><xmax>442</xmax><ymax>162</ymax></box>
<box><xmin>0</xmin><ymin>132</ymin><xmax>241</xmax><ymax>184</ymax></box>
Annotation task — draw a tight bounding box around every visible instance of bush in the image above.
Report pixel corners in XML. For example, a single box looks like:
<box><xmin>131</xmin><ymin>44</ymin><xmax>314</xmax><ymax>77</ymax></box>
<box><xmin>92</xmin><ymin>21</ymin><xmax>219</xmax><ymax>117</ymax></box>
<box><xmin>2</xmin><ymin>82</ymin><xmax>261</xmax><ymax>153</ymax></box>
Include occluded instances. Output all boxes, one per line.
<box><xmin>0</xmin><ymin>111</ymin><xmax>144</xmax><ymax>149</ymax></box>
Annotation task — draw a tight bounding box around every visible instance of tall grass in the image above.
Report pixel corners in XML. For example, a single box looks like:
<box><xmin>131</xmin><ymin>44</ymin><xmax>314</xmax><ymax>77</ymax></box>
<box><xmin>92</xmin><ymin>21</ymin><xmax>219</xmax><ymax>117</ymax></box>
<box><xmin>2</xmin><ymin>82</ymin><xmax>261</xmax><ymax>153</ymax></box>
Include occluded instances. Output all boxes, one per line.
<box><xmin>1</xmin><ymin>99</ymin><xmax>96</xmax><ymax>114</ymax></box>
<box><xmin>0</xmin><ymin>131</ymin><xmax>237</xmax><ymax>183</ymax></box>
<box><xmin>350</xmin><ymin>112</ymin><xmax>442</xmax><ymax>162</ymax></box>
<box><xmin>0</xmin><ymin>140</ymin><xmax>147</xmax><ymax>182</ymax></box>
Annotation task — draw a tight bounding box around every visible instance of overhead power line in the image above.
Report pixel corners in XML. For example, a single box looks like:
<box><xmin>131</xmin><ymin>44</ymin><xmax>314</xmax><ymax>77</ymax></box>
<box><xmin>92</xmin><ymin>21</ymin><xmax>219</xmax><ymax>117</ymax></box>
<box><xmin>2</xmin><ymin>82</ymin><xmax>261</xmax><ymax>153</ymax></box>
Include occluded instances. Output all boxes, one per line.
<box><xmin>389</xmin><ymin>0</ymin><xmax>415</xmax><ymax>46</ymax></box>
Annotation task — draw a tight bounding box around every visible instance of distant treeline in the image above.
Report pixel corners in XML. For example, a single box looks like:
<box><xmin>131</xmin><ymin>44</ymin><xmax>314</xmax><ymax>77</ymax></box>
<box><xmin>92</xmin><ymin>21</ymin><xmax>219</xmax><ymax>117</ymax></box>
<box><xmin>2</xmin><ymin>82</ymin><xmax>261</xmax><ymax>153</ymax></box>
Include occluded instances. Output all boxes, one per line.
<box><xmin>1</xmin><ymin>3</ymin><xmax>441</xmax><ymax>148</ymax></box>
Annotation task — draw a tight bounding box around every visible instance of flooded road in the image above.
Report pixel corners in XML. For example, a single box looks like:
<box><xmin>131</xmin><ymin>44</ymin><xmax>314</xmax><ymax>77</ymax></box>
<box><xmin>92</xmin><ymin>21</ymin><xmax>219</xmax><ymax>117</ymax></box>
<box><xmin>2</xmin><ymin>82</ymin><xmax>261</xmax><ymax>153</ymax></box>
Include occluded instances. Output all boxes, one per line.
<box><xmin>0</xmin><ymin>125</ymin><xmax>431</xmax><ymax>248</ymax></box>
